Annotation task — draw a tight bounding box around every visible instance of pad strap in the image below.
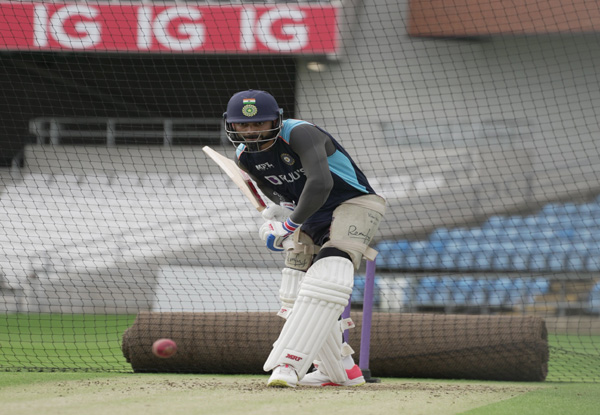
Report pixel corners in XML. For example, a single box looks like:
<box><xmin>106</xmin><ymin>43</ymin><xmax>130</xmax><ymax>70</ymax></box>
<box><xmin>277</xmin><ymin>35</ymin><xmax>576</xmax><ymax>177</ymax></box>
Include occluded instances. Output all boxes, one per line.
<box><xmin>340</xmin><ymin>318</ymin><xmax>355</xmax><ymax>332</ymax></box>
<box><xmin>340</xmin><ymin>194</ymin><xmax>387</xmax><ymax>214</ymax></box>
<box><xmin>322</xmin><ymin>240</ymin><xmax>379</xmax><ymax>261</ymax></box>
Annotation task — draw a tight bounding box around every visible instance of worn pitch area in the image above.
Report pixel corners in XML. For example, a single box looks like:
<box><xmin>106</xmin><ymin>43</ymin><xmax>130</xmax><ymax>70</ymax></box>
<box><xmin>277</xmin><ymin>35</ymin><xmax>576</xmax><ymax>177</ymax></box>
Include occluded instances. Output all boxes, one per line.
<box><xmin>0</xmin><ymin>374</ymin><xmax>539</xmax><ymax>415</ymax></box>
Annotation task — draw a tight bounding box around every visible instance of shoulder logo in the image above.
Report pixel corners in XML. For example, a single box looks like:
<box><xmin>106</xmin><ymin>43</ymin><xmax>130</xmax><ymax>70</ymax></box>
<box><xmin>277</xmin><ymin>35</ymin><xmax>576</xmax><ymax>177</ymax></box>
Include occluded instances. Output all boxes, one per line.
<box><xmin>281</xmin><ymin>153</ymin><xmax>295</xmax><ymax>165</ymax></box>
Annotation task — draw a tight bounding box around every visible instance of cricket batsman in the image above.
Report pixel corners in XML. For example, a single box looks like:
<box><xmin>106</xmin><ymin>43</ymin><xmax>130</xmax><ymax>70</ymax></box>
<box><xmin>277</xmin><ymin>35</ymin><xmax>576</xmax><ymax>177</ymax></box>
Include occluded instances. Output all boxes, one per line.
<box><xmin>223</xmin><ymin>90</ymin><xmax>386</xmax><ymax>387</ymax></box>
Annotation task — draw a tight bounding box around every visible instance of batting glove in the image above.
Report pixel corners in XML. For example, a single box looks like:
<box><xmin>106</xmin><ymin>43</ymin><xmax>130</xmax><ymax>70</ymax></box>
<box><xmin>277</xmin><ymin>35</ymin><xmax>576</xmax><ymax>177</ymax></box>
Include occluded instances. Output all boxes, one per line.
<box><xmin>261</xmin><ymin>202</ymin><xmax>295</xmax><ymax>222</ymax></box>
<box><xmin>259</xmin><ymin>218</ymin><xmax>300</xmax><ymax>252</ymax></box>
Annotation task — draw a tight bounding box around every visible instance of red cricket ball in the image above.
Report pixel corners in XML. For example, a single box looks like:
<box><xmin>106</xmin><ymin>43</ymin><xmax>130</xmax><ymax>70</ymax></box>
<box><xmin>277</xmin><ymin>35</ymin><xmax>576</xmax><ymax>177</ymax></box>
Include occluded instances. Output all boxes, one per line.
<box><xmin>152</xmin><ymin>338</ymin><xmax>177</xmax><ymax>358</ymax></box>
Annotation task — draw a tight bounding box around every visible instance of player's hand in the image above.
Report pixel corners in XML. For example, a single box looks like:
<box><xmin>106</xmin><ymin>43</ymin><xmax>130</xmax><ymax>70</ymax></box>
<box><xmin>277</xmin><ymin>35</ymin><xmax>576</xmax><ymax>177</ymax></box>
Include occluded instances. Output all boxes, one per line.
<box><xmin>259</xmin><ymin>218</ymin><xmax>299</xmax><ymax>252</ymax></box>
<box><xmin>261</xmin><ymin>202</ymin><xmax>295</xmax><ymax>222</ymax></box>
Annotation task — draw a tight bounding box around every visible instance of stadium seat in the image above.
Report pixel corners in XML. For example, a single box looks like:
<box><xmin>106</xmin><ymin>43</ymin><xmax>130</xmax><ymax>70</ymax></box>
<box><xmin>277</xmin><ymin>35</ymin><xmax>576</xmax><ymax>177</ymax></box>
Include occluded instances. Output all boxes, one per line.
<box><xmin>414</xmin><ymin>276</ymin><xmax>439</xmax><ymax>306</ymax></box>
<box><xmin>492</xmin><ymin>252</ymin><xmax>511</xmax><ymax>271</ymax></box>
<box><xmin>507</xmin><ymin>278</ymin><xmax>527</xmax><ymax>306</ymax></box>
<box><xmin>529</xmin><ymin>252</ymin><xmax>548</xmax><ymax>271</ymax></box>
<box><xmin>547</xmin><ymin>252</ymin><xmax>568</xmax><ymax>272</ymax></box>
<box><xmin>473</xmin><ymin>251</ymin><xmax>493</xmax><ymax>271</ymax></box>
<box><xmin>510</xmin><ymin>252</ymin><xmax>530</xmax><ymax>271</ymax></box>
<box><xmin>585</xmin><ymin>256</ymin><xmax>600</xmax><ymax>272</ymax></box>
<box><xmin>565</xmin><ymin>252</ymin><xmax>586</xmax><ymax>272</ymax></box>
<box><xmin>587</xmin><ymin>282</ymin><xmax>600</xmax><ymax>314</ymax></box>
<box><xmin>455</xmin><ymin>252</ymin><xmax>475</xmax><ymax>271</ymax></box>
<box><xmin>352</xmin><ymin>276</ymin><xmax>381</xmax><ymax>307</ymax></box>
<box><xmin>469</xmin><ymin>278</ymin><xmax>490</xmax><ymax>306</ymax></box>
<box><xmin>488</xmin><ymin>277</ymin><xmax>512</xmax><ymax>307</ymax></box>
<box><xmin>351</xmin><ymin>276</ymin><xmax>365</xmax><ymax>305</ymax></box>
<box><xmin>374</xmin><ymin>241</ymin><xmax>395</xmax><ymax>268</ymax></box>
<box><xmin>420</xmin><ymin>250</ymin><xmax>440</xmax><ymax>270</ymax></box>
<box><xmin>386</xmin><ymin>253</ymin><xmax>406</xmax><ymax>269</ymax></box>
<box><xmin>431</xmin><ymin>276</ymin><xmax>453</xmax><ymax>306</ymax></box>
<box><xmin>451</xmin><ymin>276</ymin><xmax>474</xmax><ymax>306</ymax></box>
<box><xmin>375</xmin><ymin>198</ymin><xmax>600</xmax><ymax>280</ymax></box>
<box><xmin>377</xmin><ymin>277</ymin><xmax>409</xmax><ymax>311</ymax></box>
<box><xmin>438</xmin><ymin>252</ymin><xmax>457</xmax><ymax>270</ymax></box>
<box><xmin>429</xmin><ymin>227</ymin><xmax>451</xmax><ymax>242</ymax></box>
<box><xmin>524</xmin><ymin>277</ymin><xmax>550</xmax><ymax>304</ymax></box>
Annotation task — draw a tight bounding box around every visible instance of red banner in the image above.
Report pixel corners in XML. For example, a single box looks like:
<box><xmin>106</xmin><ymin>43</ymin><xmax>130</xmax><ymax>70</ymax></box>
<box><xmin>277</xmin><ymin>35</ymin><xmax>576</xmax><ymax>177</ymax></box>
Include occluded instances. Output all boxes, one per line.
<box><xmin>0</xmin><ymin>2</ymin><xmax>339</xmax><ymax>53</ymax></box>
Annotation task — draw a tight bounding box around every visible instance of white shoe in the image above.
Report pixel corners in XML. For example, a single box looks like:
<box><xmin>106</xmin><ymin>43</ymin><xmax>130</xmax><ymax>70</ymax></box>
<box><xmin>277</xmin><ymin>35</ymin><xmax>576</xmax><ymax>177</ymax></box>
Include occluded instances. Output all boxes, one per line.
<box><xmin>267</xmin><ymin>364</ymin><xmax>298</xmax><ymax>388</ymax></box>
<box><xmin>298</xmin><ymin>364</ymin><xmax>366</xmax><ymax>387</ymax></box>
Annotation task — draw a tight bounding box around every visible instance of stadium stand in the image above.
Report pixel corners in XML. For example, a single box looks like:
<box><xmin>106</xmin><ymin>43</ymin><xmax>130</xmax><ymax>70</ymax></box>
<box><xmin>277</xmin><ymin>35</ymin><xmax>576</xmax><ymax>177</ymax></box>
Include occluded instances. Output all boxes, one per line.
<box><xmin>590</xmin><ymin>282</ymin><xmax>600</xmax><ymax>315</ymax></box>
<box><xmin>1</xmin><ymin>144</ymin><xmax>597</xmax><ymax>317</ymax></box>
<box><xmin>0</xmin><ymin>145</ymin><xmax>272</xmax><ymax>313</ymax></box>
<box><xmin>375</xmin><ymin>198</ymin><xmax>600</xmax><ymax>315</ymax></box>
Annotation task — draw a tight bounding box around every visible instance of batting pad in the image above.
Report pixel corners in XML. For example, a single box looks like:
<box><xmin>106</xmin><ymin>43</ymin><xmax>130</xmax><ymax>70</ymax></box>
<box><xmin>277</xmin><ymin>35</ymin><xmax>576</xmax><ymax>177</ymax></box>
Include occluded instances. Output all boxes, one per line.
<box><xmin>277</xmin><ymin>268</ymin><xmax>305</xmax><ymax>319</ymax></box>
<box><xmin>122</xmin><ymin>312</ymin><xmax>548</xmax><ymax>381</ymax></box>
<box><xmin>313</xmin><ymin>325</ymin><xmax>353</xmax><ymax>383</ymax></box>
<box><xmin>263</xmin><ymin>256</ymin><xmax>354</xmax><ymax>378</ymax></box>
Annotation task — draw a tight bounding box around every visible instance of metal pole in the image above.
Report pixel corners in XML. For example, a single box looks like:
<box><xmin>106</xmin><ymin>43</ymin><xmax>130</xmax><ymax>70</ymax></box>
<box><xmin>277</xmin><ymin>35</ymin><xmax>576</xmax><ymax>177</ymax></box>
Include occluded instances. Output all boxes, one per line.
<box><xmin>359</xmin><ymin>259</ymin><xmax>380</xmax><ymax>382</ymax></box>
<box><xmin>342</xmin><ymin>301</ymin><xmax>351</xmax><ymax>343</ymax></box>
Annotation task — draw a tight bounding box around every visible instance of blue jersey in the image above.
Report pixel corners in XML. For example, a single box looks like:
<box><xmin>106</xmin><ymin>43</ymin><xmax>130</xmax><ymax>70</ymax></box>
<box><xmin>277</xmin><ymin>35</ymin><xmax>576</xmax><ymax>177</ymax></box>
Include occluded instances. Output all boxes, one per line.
<box><xmin>236</xmin><ymin>119</ymin><xmax>375</xmax><ymax>226</ymax></box>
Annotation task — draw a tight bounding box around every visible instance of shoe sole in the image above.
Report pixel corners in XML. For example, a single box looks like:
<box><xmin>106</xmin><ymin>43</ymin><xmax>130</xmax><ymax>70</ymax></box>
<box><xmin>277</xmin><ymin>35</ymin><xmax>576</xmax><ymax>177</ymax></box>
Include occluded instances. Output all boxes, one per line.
<box><xmin>322</xmin><ymin>380</ymin><xmax>366</xmax><ymax>387</ymax></box>
<box><xmin>299</xmin><ymin>378</ymin><xmax>366</xmax><ymax>387</ymax></box>
<box><xmin>268</xmin><ymin>380</ymin><xmax>296</xmax><ymax>388</ymax></box>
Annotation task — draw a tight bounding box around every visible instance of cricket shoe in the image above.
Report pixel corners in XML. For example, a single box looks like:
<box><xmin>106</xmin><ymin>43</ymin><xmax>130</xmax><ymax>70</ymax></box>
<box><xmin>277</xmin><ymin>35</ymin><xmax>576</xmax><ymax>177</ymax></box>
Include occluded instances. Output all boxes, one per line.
<box><xmin>298</xmin><ymin>364</ymin><xmax>366</xmax><ymax>387</ymax></box>
<box><xmin>267</xmin><ymin>364</ymin><xmax>298</xmax><ymax>388</ymax></box>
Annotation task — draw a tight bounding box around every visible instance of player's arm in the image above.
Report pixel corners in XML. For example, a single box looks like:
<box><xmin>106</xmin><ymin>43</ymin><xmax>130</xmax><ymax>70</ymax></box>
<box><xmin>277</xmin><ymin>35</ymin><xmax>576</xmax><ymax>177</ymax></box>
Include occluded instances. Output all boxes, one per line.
<box><xmin>286</xmin><ymin>124</ymin><xmax>335</xmax><ymax>224</ymax></box>
<box><xmin>256</xmin><ymin>125</ymin><xmax>334</xmax><ymax>252</ymax></box>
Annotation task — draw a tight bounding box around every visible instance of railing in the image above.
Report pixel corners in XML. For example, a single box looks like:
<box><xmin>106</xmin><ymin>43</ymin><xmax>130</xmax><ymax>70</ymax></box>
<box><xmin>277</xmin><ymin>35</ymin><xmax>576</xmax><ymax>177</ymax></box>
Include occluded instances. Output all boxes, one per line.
<box><xmin>29</xmin><ymin>117</ymin><xmax>225</xmax><ymax>147</ymax></box>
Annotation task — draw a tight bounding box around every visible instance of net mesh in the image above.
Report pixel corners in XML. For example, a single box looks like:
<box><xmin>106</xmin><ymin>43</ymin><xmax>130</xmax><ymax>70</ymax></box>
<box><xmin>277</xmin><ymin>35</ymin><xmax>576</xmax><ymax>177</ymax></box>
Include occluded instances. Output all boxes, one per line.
<box><xmin>0</xmin><ymin>0</ymin><xmax>599</xmax><ymax>382</ymax></box>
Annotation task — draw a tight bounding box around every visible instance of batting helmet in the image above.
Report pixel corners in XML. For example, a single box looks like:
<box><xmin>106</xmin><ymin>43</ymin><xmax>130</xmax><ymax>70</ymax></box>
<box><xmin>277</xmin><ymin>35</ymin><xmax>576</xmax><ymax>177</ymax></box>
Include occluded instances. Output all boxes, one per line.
<box><xmin>223</xmin><ymin>90</ymin><xmax>283</xmax><ymax>152</ymax></box>
<box><xmin>224</xmin><ymin>90</ymin><xmax>283</xmax><ymax>123</ymax></box>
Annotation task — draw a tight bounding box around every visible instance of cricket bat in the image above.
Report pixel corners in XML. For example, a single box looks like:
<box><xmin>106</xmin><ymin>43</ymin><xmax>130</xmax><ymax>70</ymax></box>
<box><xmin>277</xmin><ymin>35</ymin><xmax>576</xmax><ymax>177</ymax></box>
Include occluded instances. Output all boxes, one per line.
<box><xmin>203</xmin><ymin>146</ymin><xmax>267</xmax><ymax>212</ymax></box>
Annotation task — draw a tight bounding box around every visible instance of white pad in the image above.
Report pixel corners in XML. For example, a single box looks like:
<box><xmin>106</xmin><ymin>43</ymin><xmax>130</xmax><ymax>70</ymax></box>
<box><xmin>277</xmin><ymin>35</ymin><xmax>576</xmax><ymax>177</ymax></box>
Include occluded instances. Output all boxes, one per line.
<box><xmin>263</xmin><ymin>256</ymin><xmax>354</xmax><ymax>378</ymax></box>
<box><xmin>277</xmin><ymin>268</ymin><xmax>305</xmax><ymax>319</ymax></box>
<box><xmin>313</xmin><ymin>342</ymin><xmax>354</xmax><ymax>383</ymax></box>
<box><xmin>315</xmin><ymin>321</ymin><xmax>356</xmax><ymax>383</ymax></box>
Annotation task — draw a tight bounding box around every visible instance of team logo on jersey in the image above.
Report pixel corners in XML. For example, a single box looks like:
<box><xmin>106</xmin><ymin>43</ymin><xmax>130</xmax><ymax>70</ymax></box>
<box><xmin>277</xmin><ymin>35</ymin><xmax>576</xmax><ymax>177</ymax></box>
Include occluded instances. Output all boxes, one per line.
<box><xmin>280</xmin><ymin>153</ymin><xmax>295</xmax><ymax>165</ymax></box>
<box><xmin>242</xmin><ymin>104</ymin><xmax>258</xmax><ymax>117</ymax></box>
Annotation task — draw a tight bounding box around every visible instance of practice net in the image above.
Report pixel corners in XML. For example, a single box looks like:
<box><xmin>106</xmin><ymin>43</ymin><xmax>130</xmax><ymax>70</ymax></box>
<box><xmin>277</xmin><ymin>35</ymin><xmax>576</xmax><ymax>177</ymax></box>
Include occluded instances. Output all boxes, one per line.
<box><xmin>0</xmin><ymin>0</ymin><xmax>598</xmax><ymax>382</ymax></box>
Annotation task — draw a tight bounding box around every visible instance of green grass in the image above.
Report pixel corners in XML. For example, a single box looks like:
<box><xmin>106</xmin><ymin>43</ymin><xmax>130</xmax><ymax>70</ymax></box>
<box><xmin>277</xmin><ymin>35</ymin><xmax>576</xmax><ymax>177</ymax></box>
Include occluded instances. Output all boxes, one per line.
<box><xmin>0</xmin><ymin>313</ymin><xmax>135</xmax><ymax>371</ymax></box>
<box><xmin>546</xmin><ymin>334</ymin><xmax>600</xmax><ymax>382</ymax></box>
<box><xmin>1</xmin><ymin>314</ymin><xmax>599</xmax><ymax>414</ymax></box>
<box><xmin>1</xmin><ymin>314</ymin><xmax>599</xmax><ymax>383</ymax></box>
<box><xmin>462</xmin><ymin>383</ymin><xmax>600</xmax><ymax>415</ymax></box>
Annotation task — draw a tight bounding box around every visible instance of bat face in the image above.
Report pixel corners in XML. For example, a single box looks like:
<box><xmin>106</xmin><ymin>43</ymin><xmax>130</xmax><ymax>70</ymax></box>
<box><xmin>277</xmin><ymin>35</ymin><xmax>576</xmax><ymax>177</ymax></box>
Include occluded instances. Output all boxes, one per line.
<box><xmin>239</xmin><ymin>170</ymin><xmax>267</xmax><ymax>210</ymax></box>
<box><xmin>203</xmin><ymin>146</ymin><xmax>266</xmax><ymax>212</ymax></box>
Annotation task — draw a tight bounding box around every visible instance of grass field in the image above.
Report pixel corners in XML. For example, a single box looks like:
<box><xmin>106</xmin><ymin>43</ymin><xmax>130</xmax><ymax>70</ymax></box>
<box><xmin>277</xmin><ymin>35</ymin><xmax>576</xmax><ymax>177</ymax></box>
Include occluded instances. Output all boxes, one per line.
<box><xmin>1</xmin><ymin>313</ymin><xmax>599</xmax><ymax>414</ymax></box>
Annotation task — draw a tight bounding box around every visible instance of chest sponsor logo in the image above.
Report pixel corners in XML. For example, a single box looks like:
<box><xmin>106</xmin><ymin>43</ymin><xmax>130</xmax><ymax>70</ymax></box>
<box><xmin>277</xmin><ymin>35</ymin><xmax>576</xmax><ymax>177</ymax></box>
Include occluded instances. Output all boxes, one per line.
<box><xmin>255</xmin><ymin>162</ymin><xmax>275</xmax><ymax>171</ymax></box>
<box><xmin>265</xmin><ymin>168</ymin><xmax>305</xmax><ymax>185</ymax></box>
